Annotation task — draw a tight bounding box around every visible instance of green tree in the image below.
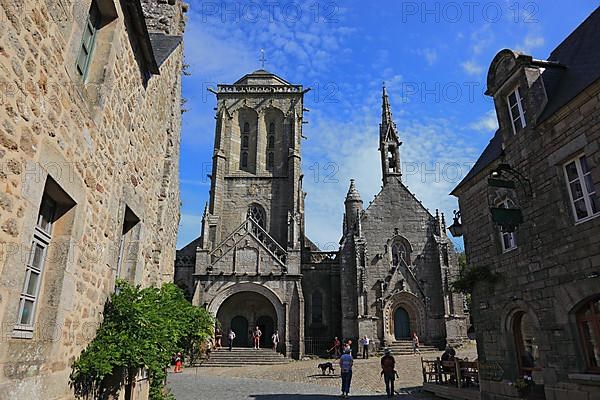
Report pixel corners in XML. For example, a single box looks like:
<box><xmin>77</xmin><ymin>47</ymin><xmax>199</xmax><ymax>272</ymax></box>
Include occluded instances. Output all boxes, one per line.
<box><xmin>70</xmin><ymin>280</ymin><xmax>213</xmax><ymax>400</ymax></box>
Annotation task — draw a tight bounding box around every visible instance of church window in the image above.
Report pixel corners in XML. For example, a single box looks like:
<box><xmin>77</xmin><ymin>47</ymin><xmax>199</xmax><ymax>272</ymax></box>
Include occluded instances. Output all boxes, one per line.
<box><xmin>76</xmin><ymin>0</ymin><xmax>101</xmax><ymax>80</ymax></box>
<box><xmin>312</xmin><ymin>291</ymin><xmax>323</xmax><ymax>324</ymax></box>
<box><xmin>243</xmin><ymin>122</ymin><xmax>250</xmax><ymax>134</ymax></box>
<box><xmin>267</xmin><ymin>152</ymin><xmax>274</xmax><ymax>170</ymax></box>
<box><xmin>269</xmin><ymin>122</ymin><xmax>275</xmax><ymax>135</ymax></box>
<box><xmin>391</xmin><ymin>242</ymin><xmax>409</xmax><ymax>266</ymax></box>
<box><xmin>248</xmin><ymin>204</ymin><xmax>266</xmax><ymax>228</ymax></box>
<box><xmin>242</xmin><ymin>135</ymin><xmax>249</xmax><ymax>149</ymax></box>
<box><xmin>507</xmin><ymin>86</ymin><xmax>526</xmax><ymax>134</ymax></box>
<box><xmin>268</xmin><ymin>135</ymin><xmax>275</xmax><ymax>150</ymax></box>
<box><xmin>241</xmin><ymin>151</ymin><xmax>248</xmax><ymax>168</ymax></box>
<box><xmin>497</xmin><ymin>199</ymin><xmax>517</xmax><ymax>252</ymax></box>
<box><xmin>576</xmin><ymin>297</ymin><xmax>600</xmax><ymax>372</ymax></box>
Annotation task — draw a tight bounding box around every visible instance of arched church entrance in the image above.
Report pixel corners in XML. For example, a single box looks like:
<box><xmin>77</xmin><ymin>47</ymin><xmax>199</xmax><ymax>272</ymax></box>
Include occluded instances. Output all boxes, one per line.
<box><xmin>394</xmin><ymin>307</ymin><xmax>411</xmax><ymax>339</ymax></box>
<box><xmin>216</xmin><ymin>291</ymin><xmax>277</xmax><ymax>348</ymax></box>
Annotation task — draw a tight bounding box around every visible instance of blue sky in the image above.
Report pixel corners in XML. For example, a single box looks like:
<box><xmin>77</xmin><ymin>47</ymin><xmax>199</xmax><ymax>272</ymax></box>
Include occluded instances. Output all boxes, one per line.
<box><xmin>177</xmin><ymin>1</ymin><xmax>598</xmax><ymax>250</ymax></box>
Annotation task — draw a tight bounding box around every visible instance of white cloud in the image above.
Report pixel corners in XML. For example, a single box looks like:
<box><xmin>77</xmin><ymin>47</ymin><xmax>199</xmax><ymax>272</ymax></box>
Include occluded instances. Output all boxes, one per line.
<box><xmin>416</xmin><ymin>48</ymin><xmax>438</xmax><ymax>66</ymax></box>
<box><xmin>515</xmin><ymin>34</ymin><xmax>546</xmax><ymax>53</ymax></box>
<box><xmin>461</xmin><ymin>60</ymin><xmax>484</xmax><ymax>76</ymax></box>
<box><xmin>469</xmin><ymin>109</ymin><xmax>498</xmax><ymax>132</ymax></box>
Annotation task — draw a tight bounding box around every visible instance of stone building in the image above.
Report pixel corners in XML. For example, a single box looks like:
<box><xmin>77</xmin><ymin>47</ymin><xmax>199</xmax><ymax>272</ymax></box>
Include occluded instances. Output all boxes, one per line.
<box><xmin>0</xmin><ymin>0</ymin><xmax>186</xmax><ymax>398</ymax></box>
<box><xmin>175</xmin><ymin>71</ymin><xmax>468</xmax><ymax>358</ymax></box>
<box><xmin>451</xmin><ymin>8</ymin><xmax>600</xmax><ymax>400</ymax></box>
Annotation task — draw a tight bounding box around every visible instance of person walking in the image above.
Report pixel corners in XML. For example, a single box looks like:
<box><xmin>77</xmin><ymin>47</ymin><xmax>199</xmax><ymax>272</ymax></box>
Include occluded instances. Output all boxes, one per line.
<box><xmin>228</xmin><ymin>328</ymin><xmax>236</xmax><ymax>351</ymax></box>
<box><xmin>253</xmin><ymin>326</ymin><xmax>262</xmax><ymax>350</ymax></box>
<box><xmin>271</xmin><ymin>330</ymin><xmax>280</xmax><ymax>352</ymax></box>
<box><xmin>361</xmin><ymin>335</ymin><xmax>370</xmax><ymax>359</ymax></box>
<box><xmin>339</xmin><ymin>348</ymin><xmax>354</xmax><ymax>398</ymax></box>
<box><xmin>329</xmin><ymin>336</ymin><xmax>342</xmax><ymax>358</ymax></box>
<box><xmin>214</xmin><ymin>327</ymin><xmax>222</xmax><ymax>350</ymax></box>
<box><xmin>380</xmin><ymin>348</ymin><xmax>396</xmax><ymax>397</ymax></box>
<box><xmin>174</xmin><ymin>352</ymin><xmax>183</xmax><ymax>373</ymax></box>
<box><xmin>412</xmin><ymin>332</ymin><xmax>421</xmax><ymax>354</ymax></box>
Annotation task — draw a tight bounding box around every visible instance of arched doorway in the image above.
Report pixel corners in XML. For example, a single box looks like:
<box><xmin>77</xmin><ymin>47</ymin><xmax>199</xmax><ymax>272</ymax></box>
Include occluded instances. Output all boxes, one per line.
<box><xmin>216</xmin><ymin>291</ymin><xmax>278</xmax><ymax>348</ymax></box>
<box><xmin>256</xmin><ymin>315</ymin><xmax>275</xmax><ymax>347</ymax></box>
<box><xmin>394</xmin><ymin>307</ymin><xmax>411</xmax><ymax>339</ymax></box>
<box><xmin>231</xmin><ymin>316</ymin><xmax>249</xmax><ymax>346</ymax></box>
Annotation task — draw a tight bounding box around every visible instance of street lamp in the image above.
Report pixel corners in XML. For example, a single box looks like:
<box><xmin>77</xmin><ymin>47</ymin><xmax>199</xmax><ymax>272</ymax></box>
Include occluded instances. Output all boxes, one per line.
<box><xmin>447</xmin><ymin>210</ymin><xmax>463</xmax><ymax>237</ymax></box>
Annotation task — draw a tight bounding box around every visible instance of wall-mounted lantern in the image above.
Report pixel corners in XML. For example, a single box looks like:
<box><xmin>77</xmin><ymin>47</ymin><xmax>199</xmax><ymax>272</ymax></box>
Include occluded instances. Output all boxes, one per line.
<box><xmin>448</xmin><ymin>210</ymin><xmax>463</xmax><ymax>237</ymax></box>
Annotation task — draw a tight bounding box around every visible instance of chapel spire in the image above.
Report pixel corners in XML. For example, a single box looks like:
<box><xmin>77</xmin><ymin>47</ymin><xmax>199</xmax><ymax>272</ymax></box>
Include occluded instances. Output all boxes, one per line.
<box><xmin>379</xmin><ymin>83</ymin><xmax>402</xmax><ymax>185</ymax></box>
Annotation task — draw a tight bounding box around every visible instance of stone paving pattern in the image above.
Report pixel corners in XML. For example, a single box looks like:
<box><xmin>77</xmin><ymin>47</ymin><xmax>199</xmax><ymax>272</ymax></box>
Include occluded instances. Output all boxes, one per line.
<box><xmin>169</xmin><ymin>344</ymin><xmax>477</xmax><ymax>398</ymax></box>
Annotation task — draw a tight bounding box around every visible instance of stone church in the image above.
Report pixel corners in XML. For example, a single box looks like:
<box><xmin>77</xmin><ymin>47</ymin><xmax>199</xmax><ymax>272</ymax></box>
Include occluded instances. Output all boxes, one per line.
<box><xmin>175</xmin><ymin>70</ymin><xmax>468</xmax><ymax>357</ymax></box>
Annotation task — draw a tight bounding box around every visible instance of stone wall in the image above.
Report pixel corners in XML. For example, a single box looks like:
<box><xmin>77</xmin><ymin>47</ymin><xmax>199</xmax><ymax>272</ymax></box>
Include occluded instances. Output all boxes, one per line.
<box><xmin>0</xmin><ymin>0</ymin><xmax>185</xmax><ymax>398</ymax></box>
<box><xmin>456</xmin><ymin>64</ymin><xmax>600</xmax><ymax>400</ymax></box>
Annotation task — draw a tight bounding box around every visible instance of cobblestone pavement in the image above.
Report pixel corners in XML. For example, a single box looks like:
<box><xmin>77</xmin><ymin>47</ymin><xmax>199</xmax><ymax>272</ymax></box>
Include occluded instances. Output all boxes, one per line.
<box><xmin>167</xmin><ymin>344</ymin><xmax>478</xmax><ymax>399</ymax></box>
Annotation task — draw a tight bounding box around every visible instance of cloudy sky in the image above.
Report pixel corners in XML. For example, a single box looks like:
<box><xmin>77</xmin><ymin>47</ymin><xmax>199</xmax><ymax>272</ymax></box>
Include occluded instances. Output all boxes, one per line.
<box><xmin>177</xmin><ymin>1</ymin><xmax>598</xmax><ymax>250</ymax></box>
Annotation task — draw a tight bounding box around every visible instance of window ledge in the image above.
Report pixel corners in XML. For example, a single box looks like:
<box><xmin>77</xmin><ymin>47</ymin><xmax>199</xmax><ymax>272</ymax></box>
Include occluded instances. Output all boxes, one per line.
<box><xmin>574</xmin><ymin>212</ymin><xmax>600</xmax><ymax>226</ymax></box>
<box><xmin>502</xmin><ymin>246</ymin><xmax>518</xmax><ymax>254</ymax></box>
<box><xmin>568</xmin><ymin>373</ymin><xmax>600</xmax><ymax>385</ymax></box>
<box><xmin>11</xmin><ymin>327</ymin><xmax>33</xmax><ymax>339</ymax></box>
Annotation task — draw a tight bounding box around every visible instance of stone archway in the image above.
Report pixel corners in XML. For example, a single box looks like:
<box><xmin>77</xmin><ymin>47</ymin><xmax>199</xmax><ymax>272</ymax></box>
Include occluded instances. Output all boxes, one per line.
<box><xmin>383</xmin><ymin>291</ymin><xmax>426</xmax><ymax>344</ymax></box>
<box><xmin>208</xmin><ymin>283</ymin><xmax>285</xmax><ymax>348</ymax></box>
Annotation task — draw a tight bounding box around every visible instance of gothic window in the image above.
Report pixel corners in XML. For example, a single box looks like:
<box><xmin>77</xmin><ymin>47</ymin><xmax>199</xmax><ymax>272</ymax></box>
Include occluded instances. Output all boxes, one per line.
<box><xmin>507</xmin><ymin>86</ymin><xmax>526</xmax><ymax>134</ymax></box>
<box><xmin>268</xmin><ymin>135</ymin><xmax>275</xmax><ymax>150</ymax></box>
<box><xmin>513</xmin><ymin>311</ymin><xmax>539</xmax><ymax>376</ymax></box>
<box><xmin>564</xmin><ymin>155</ymin><xmax>598</xmax><ymax>222</ymax></box>
<box><xmin>269</xmin><ymin>122</ymin><xmax>275</xmax><ymax>135</ymax></box>
<box><xmin>312</xmin><ymin>290</ymin><xmax>323</xmax><ymax>324</ymax></box>
<box><xmin>248</xmin><ymin>203</ymin><xmax>266</xmax><ymax>228</ymax></box>
<box><xmin>267</xmin><ymin>152</ymin><xmax>274</xmax><ymax>170</ymax></box>
<box><xmin>576</xmin><ymin>298</ymin><xmax>600</xmax><ymax>372</ymax></box>
<box><xmin>76</xmin><ymin>0</ymin><xmax>101</xmax><ymax>79</ymax></box>
<box><xmin>241</xmin><ymin>151</ymin><xmax>248</xmax><ymax>168</ymax></box>
<box><xmin>242</xmin><ymin>135</ymin><xmax>249</xmax><ymax>149</ymax></box>
<box><xmin>391</xmin><ymin>242</ymin><xmax>409</xmax><ymax>266</ymax></box>
<box><xmin>243</xmin><ymin>122</ymin><xmax>250</xmax><ymax>134</ymax></box>
<box><xmin>498</xmin><ymin>199</ymin><xmax>517</xmax><ymax>252</ymax></box>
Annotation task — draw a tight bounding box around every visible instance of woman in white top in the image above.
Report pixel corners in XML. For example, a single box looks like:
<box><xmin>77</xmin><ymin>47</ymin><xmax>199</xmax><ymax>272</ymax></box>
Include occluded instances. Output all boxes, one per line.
<box><xmin>271</xmin><ymin>330</ymin><xmax>280</xmax><ymax>351</ymax></box>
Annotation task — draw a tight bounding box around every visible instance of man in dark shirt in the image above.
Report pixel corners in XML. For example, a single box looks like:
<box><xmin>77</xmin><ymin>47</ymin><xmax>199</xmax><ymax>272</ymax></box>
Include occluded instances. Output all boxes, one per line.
<box><xmin>380</xmin><ymin>348</ymin><xmax>396</xmax><ymax>398</ymax></box>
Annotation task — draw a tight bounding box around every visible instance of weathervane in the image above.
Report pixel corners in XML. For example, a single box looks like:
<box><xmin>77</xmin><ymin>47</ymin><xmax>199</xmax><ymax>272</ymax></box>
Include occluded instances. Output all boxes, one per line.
<box><xmin>260</xmin><ymin>49</ymin><xmax>267</xmax><ymax>69</ymax></box>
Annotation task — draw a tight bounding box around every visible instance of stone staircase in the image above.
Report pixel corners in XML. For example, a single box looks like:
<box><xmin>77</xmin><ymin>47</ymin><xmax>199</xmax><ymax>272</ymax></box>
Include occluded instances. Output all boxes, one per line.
<box><xmin>199</xmin><ymin>347</ymin><xmax>291</xmax><ymax>367</ymax></box>
<box><xmin>383</xmin><ymin>340</ymin><xmax>440</xmax><ymax>355</ymax></box>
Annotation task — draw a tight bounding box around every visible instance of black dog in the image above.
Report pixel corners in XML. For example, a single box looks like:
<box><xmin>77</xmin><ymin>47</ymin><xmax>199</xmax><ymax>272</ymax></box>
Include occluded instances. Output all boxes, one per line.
<box><xmin>318</xmin><ymin>362</ymin><xmax>335</xmax><ymax>375</ymax></box>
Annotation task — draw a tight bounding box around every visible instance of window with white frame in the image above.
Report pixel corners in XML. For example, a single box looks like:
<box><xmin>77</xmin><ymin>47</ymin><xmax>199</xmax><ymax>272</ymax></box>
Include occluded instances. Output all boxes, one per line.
<box><xmin>15</xmin><ymin>195</ymin><xmax>57</xmax><ymax>335</ymax></box>
<box><xmin>564</xmin><ymin>155</ymin><xmax>599</xmax><ymax>222</ymax></box>
<box><xmin>507</xmin><ymin>87</ymin><xmax>526</xmax><ymax>134</ymax></box>
<box><xmin>498</xmin><ymin>198</ymin><xmax>517</xmax><ymax>252</ymax></box>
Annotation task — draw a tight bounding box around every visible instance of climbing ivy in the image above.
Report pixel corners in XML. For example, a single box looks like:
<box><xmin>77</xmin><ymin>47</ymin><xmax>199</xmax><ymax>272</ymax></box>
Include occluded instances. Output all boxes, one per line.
<box><xmin>70</xmin><ymin>280</ymin><xmax>213</xmax><ymax>400</ymax></box>
<box><xmin>450</xmin><ymin>263</ymin><xmax>501</xmax><ymax>294</ymax></box>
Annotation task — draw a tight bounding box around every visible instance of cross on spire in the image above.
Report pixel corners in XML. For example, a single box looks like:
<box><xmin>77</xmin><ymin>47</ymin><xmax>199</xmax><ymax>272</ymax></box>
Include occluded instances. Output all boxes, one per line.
<box><xmin>259</xmin><ymin>49</ymin><xmax>267</xmax><ymax>69</ymax></box>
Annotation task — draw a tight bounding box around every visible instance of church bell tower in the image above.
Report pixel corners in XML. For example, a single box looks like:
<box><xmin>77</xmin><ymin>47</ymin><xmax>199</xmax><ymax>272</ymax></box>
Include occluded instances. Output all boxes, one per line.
<box><xmin>380</xmin><ymin>85</ymin><xmax>402</xmax><ymax>185</ymax></box>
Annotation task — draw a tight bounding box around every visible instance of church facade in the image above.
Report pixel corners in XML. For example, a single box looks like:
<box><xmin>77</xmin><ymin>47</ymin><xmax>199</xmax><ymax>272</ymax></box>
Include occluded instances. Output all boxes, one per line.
<box><xmin>175</xmin><ymin>70</ymin><xmax>468</xmax><ymax>358</ymax></box>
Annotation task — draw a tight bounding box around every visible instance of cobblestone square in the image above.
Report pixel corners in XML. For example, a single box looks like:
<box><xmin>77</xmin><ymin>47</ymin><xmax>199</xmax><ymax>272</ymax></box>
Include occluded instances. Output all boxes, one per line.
<box><xmin>167</xmin><ymin>345</ymin><xmax>477</xmax><ymax>399</ymax></box>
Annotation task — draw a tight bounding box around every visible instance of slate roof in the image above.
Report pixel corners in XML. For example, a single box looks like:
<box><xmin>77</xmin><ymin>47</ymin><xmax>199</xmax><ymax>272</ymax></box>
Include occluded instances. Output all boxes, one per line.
<box><xmin>538</xmin><ymin>7</ymin><xmax>600</xmax><ymax>122</ymax></box>
<box><xmin>149</xmin><ymin>33</ymin><xmax>183</xmax><ymax>66</ymax></box>
<box><xmin>452</xmin><ymin>7</ymin><xmax>600</xmax><ymax>195</ymax></box>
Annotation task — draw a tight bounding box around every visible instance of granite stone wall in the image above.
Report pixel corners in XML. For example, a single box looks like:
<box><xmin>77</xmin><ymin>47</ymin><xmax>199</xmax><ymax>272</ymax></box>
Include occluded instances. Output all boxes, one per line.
<box><xmin>0</xmin><ymin>0</ymin><xmax>186</xmax><ymax>398</ymax></box>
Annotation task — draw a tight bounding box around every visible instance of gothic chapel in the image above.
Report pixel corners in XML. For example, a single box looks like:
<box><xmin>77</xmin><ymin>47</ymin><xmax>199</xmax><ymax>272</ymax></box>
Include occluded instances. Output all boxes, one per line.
<box><xmin>175</xmin><ymin>70</ymin><xmax>468</xmax><ymax>357</ymax></box>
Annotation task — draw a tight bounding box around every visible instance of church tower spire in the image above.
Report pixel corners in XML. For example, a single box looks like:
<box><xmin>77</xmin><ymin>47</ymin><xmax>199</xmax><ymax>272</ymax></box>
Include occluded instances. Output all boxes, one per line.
<box><xmin>379</xmin><ymin>84</ymin><xmax>402</xmax><ymax>185</ymax></box>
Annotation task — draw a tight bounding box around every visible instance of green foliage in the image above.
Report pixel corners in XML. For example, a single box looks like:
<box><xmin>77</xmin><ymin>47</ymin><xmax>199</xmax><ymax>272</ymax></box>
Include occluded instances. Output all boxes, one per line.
<box><xmin>70</xmin><ymin>280</ymin><xmax>213</xmax><ymax>400</ymax></box>
<box><xmin>450</xmin><ymin>263</ymin><xmax>501</xmax><ymax>294</ymax></box>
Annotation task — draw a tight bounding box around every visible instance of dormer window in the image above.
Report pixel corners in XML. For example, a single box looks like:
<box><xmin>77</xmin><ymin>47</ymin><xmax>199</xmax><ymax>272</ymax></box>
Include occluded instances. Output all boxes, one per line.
<box><xmin>507</xmin><ymin>87</ymin><xmax>526</xmax><ymax>134</ymax></box>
